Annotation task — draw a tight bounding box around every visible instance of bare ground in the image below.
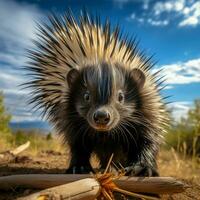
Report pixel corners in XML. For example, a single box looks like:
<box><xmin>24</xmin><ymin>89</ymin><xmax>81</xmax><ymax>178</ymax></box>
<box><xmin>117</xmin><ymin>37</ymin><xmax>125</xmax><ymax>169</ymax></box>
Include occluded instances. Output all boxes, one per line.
<box><xmin>0</xmin><ymin>150</ymin><xmax>200</xmax><ymax>200</ymax></box>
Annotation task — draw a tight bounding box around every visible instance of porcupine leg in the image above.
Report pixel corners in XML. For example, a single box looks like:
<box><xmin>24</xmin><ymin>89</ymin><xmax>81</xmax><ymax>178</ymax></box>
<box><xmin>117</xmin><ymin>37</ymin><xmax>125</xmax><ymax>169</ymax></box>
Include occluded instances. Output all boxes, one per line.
<box><xmin>123</xmin><ymin>160</ymin><xmax>160</xmax><ymax>200</ymax></box>
<box><xmin>124</xmin><ymin>136</ymin><xmax>159</xmax><ymax>177</ymax></box>
<box><xmin>124</xmin><ymin>161</ymin><xmax>159</xmax><ymax>177</ymax></box>
<box><xmin>65</xmin><ymin>145</ymin><xmax>93</xmax><ymax>174</ymax></box>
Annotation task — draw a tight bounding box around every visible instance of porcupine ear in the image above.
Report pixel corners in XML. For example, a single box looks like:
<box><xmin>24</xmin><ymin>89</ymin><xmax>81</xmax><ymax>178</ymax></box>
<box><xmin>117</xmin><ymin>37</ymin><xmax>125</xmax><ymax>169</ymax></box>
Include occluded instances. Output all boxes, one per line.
<box><xmin>66</xmin><ymin>69</ymin><xmax>80</xmax><ymax>88</ymax></box>
<box><xmin>130</xmin><ymin>68</ymin><xmax>146</xmax><ymax>88</ymax></box>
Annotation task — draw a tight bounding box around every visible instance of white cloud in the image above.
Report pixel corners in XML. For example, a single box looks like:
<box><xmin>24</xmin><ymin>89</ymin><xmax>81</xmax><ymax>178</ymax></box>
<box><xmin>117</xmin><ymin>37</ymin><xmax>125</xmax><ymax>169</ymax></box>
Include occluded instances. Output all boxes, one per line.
<box><xmin>128</xmin><ymin>15</ymin><xmax>169</xmax><ymax>26</ymax></box>
<box><xmin>113</xmin><ymin>0</ymin><xmax>131</xmax><ymax>8</ymax></box>
<box><xmin>153</xmin><ymin>0</ymin><xmax>200</xmax><ymax>27</ymax></box>
<box><xmin>153</xmin><ymin>0</ymin><xmax>185</xmax><ymax>15</ymax></box>
<box><xmin>179</xmin><ymin>2</ymin><xmax>200</xmax><ymax>27</ymax></box>
<box><xmin>0</xmin><ymin>0</ymin><xmax>44</xmax><ymax>123</ymax></box>
<box><xmin>0</xmin><ymin>53</ymin><xmax>27</xmax><ymax>68</ymax></box>
<box><xmin>147</xmin><ymin>18</ymin><xmax>169</xmax><ymax>26</ymax></box>
<box><xmin>0</xmin><ymin>69</ymin><xmax>36</xmax><ymax>123</ymax></box>
<box><xmin>0</xmin><ymin>0</ymin><xmax>42</xmax><ymax>48</ymax></box>
<box><xmin>0</xmin><ymin>68</ymin><xmax>25</xmax><ymax>92</ymax></box>
<box><xmin>168</xmin><ymin>101</ymin><xmax>191</xmax><ymax>121</ymax></box>
<box><xmin>130</xmin><ymin>13</ymin><xmax>136</xmax><ymax>19</ymax></box>
<box><xmin>138</xmin><ymin>18</ymin><xmax>145</xmax><ymax>23</ymax></box>
<box><xmin>143</xmin><ymin>0</ymin><xmax>150</xmax><ymax>10</ymax></box>
<box><xmin>3</xmin><ymin>87</ymin><xmax>45</xmax><ymax>124</ymax></box>
<box><xmin>128</xmin><ymin>0</ymin><xmax>200</xmax><ymax>27</ymax></box>
<box><xmin>159</xmin><ymin>58</ymin><xmax>200</xmax><ymax>85</ymax></box>
<box><xmin>179</xmin><ymin>16</ymin><xmax>198</xmax><ymax>26</ymax></box>
<box><xmin>114</xmin><ymin>0</ymin><xmax>151</xmax><ymax>10</ymax></box>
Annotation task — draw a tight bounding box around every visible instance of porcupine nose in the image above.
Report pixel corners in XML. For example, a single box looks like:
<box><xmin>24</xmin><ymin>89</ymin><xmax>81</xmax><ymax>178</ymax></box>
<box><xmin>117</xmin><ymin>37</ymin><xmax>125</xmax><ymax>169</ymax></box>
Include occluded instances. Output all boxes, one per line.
<box><xmin>93</xmin><ymin>109</ymin><xmax>110</xmax><ymax>125</ymax></box>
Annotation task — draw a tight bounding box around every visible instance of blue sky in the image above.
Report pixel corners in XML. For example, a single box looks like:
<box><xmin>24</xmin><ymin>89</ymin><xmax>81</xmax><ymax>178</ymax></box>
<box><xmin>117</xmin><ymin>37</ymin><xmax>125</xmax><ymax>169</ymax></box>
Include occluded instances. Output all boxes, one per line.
<box><xmin>0</xmin><ymin>0</ymin><xmax>200</xmax><ymax>125</ymax></box>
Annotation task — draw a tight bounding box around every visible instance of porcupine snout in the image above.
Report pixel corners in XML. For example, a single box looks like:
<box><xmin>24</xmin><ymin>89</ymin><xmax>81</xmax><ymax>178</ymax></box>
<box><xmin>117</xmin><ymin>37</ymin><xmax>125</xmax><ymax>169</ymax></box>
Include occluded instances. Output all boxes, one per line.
<box><xmin>93</xmin><ymin>108</ymin><xmax>111</xmax><ymax>125</ymax></box>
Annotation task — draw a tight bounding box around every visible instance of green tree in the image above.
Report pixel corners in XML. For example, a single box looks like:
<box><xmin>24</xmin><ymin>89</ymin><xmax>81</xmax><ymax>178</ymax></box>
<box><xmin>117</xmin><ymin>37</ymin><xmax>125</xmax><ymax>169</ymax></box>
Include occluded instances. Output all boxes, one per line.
<box><xmin>0</xmin><ymin>92</ymin><xmax>11</xmax><ymax>135</ymax></box>
<box><xmin>46</xmin><ymin>132</ymin><xmax>52</xmax><ymax>140</ymax></box>
<box><xmin>188</xmin><ymin>100</ymin><xmax>200</xmax><ymax>132</ymax></box>
<box><xmin>165</xmin><ymin>99</ymin><xmax>200</xmax><ymax>156</ymax></box>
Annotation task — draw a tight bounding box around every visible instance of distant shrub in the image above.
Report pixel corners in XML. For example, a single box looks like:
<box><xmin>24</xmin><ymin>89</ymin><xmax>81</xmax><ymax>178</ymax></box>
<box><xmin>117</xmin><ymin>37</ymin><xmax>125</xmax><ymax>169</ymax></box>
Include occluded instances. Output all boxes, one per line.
<box><xmin>46</xmin><ymin>132</ymin><xmax>52</xmax><ymax>140</ymax></box>
<box><xmin>165</xmin><ymin>100</ymin><xmax>200</xmax><ymax>157</ymax></box>
<box><xmin>0</xmin><ymin>92</ymin><xmax>12</xmax><ymax>136</ymax></box>
<box><xmin>9</xmin><ymin>129</ymin><xmax>63</xmax><ymax>154</ymax></box>
<box><xmin>0</xmin><ymin>92</ymin><xmax>63</xmax><ymax>153</ymax></box>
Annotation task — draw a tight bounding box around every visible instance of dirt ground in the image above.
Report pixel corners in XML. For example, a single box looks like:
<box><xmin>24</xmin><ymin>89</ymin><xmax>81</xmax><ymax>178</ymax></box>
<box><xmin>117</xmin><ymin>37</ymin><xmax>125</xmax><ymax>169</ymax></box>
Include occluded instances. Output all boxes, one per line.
<box><xmin>0</xmin><ymin>150</ymin><xmax>200</xmax><ymax>200</ymax></box>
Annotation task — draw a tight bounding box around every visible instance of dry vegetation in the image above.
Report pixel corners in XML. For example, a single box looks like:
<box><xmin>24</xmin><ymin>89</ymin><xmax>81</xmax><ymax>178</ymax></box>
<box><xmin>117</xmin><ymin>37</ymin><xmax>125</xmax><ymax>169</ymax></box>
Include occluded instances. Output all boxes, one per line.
<box><xmin>158</xmin><ymin>148</ymin><xmax>200</xmax><ymax>182</ymax></box>
<box><xmin>0</xmin><ymin>133</ymin><xmax>200</xmax><ymax>200</ymax></box>
<box><xmin>1</xmin><ymin>133</ymin><xmax>200</xmax><ymax>180</ymax></box>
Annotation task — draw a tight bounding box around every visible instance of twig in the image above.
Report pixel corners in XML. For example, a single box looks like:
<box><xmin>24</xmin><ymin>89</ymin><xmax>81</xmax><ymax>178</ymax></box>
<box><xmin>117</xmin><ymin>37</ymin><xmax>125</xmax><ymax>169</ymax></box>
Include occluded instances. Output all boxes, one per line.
<box><xmin>0</xmin><ymin>141</ymin><xmax>30</xmax><ymax>165</ymax></box>
<box><xmin>113</xmin><ymin>187</ymin><xmax>159</xmax><ymax>200</ymax></box>
<box><xmin>10</xmin><ymin>141</ymin><xmax>30</xmax><ymax>156</ymax></box>
<box><xmin>104</xmin><ymin>153</ymin><xmax>114</xmax><ymax>174</ymax></box>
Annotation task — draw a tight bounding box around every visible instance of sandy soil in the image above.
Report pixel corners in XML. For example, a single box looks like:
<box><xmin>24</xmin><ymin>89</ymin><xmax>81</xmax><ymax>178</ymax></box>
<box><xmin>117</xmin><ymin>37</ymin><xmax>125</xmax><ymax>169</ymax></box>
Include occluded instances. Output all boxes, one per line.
<box><xmin>0</xmin><ymin>150</ymin><xmax>199</xmax><ymax>200</ymax></box>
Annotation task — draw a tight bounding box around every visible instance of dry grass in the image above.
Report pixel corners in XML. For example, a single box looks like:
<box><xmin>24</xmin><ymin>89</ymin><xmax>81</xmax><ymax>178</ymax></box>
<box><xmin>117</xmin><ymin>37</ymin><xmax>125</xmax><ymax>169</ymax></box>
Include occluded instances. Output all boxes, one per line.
<box><xmin>1</xmin><ymin>131</ymin><xmax>200</xmax><ymax>185</ymax></box>
<box><xmin>158</xmin><ymin>148</ymin><xmax>200</xmax><ymax>184</ymax></box>
<box><xmin>0</xmin><ymin>131</ymin><xmax>65</xmax><ymax>156</ymax></box>
<box><xmin>0</xmin><ymin>139</ymin><xmax>200</xmax><ymax>200</ymax></box>
<box><xmin>0</xmin><ymin>134</ymin><xmax>12</xmax><ymax>151</ymax></box>
<box><xmin>22</xmin><ymin>135</ymin><xmax>65</xmax><ymax>156</ymax></box>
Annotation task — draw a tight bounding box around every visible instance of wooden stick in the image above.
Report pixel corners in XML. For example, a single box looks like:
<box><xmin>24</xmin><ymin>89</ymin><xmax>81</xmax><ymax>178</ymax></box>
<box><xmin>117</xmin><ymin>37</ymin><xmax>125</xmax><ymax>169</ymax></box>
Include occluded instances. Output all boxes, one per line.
<box><xmin>113</xmin><ymin>187</ymin><xmax>159</xmax><ymax>200</ymax></box>
<box><xmin>10</xmin><ymin>141</ymin><xmax>30</xmax><ymax>156</ymax></box>
<box><xmin>104</xmin><ymin>153</ymin><xmax>114</xmax><ymax>174</ymax></box>
<box><xmin>0</xmin><ymin>141</ymin><xmax>30</xmax><ymax>165</ymax></box>
<box><xmin>0</xmin><ymin>174</ymin><xmax>188</xmax><ymax>194</ymax></box>
<box><xmin>17</xmin><ymin>178</ymin><xmax>101</xmax><ymax>200</ymax></box>
<box><xmin>0</xmin><ymin>141</ymin><xmax>30</xmax><ymax>160</ymax></box>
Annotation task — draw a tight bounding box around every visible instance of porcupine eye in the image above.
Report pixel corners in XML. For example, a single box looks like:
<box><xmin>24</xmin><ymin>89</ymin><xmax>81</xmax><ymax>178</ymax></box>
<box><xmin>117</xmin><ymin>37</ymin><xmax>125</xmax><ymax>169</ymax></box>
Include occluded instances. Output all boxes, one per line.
<box><xmin>84</xmin><ymin>91</ymin><xmax>90</xmax><ymax>102</ymax></box>
<box><xmin>118</xmin><ymin>91</ymin><xmax>124</xmax><ymax>103</ymax></box>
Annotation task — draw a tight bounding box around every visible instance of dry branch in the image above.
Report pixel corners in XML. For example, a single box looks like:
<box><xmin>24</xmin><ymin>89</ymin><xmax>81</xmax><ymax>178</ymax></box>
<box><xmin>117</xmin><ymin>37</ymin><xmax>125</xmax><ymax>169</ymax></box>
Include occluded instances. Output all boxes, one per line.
<box><xmin>17</xmin><ymin>178</ymin><xmax>101</xmax><ymax>200</ymax></box>
<box><xmin>10</xmin><ymin>141</ymin><xmax>30</xmax><ymax>155</ymax></box>
<box><xmin>0</xmin><ymin>141</ymin><xmax>30</xmax><ymax>165</ymax></box>
<box><xmin>0</xmin><ymin>174</ymin><xmax>188</xmax><ymax>194</ymax></box>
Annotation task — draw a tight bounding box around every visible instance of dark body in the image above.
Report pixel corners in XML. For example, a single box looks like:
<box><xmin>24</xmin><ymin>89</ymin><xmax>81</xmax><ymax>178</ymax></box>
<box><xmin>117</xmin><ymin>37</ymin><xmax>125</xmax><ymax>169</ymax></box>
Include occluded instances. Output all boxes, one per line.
<box><xmin>26</xmin><ymin>12</ymin><xmax>167</xmax><ymax>177</ymax></box>
<box><xmin>56</xmin><ymin>63</ymin><xmax>160</xmax><ymax>176</ymax></box>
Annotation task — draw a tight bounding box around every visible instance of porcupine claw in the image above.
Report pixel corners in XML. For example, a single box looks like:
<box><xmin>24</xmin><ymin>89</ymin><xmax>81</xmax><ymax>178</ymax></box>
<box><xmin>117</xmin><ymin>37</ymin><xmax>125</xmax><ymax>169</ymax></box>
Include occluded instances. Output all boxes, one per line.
<box><xmin>124</xmin><ymin>162</ymin><xmax>159</xmax><ymax>177</ymax></box>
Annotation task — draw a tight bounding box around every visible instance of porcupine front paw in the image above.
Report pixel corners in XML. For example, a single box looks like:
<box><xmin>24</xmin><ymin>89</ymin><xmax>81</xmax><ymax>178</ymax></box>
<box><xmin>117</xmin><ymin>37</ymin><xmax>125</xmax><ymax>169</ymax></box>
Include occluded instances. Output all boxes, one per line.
<box><xmin>123</xmin><ymin>162</ymin><xmax>160</xmax><ymax>200</ymax></box>
<box><xmin>124</xmin><ymin>162</ymin><xmax>159</xmax><ymax>177</ymax></box>
<box><xmin>65</xmin><ymin>165</ymin><xmax>94</xmax><ymax>174</ymax></box>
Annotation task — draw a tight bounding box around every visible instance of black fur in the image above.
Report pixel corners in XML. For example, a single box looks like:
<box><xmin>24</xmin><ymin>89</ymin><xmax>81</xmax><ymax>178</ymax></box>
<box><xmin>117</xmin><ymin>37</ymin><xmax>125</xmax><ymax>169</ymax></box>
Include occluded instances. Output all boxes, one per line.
<box><xmin>25</xmin><ymin>11</ymin><xmax>168</xmax><ymax>176</ymax></box>
<box><xmin>52</xmin><ymin>63</ymin><xmax>160</xmax><ymax>175</ymax></box>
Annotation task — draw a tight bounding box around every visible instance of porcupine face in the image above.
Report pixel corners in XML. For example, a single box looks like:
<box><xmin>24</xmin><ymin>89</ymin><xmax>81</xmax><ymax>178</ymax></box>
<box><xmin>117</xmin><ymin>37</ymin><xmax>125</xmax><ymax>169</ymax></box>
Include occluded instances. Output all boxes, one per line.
<box><xmin>66</xmin><ymin>62</ymin><xmax>146</xmax><ymax>132</ymax></box>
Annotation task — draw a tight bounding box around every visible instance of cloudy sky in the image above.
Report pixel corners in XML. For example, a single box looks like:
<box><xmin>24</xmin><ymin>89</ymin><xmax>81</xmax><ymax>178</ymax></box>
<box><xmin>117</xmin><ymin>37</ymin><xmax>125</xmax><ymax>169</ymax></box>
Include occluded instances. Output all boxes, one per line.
<box><xmin>0</xmin><ymin>0</ymin><xmax>200</xmax><ymax>126</ymax></box>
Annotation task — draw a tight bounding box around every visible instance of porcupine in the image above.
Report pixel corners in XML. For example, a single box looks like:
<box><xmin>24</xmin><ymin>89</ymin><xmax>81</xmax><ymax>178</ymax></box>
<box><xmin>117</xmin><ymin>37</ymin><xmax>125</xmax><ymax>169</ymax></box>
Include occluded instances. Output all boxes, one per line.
<box><xmin>26</xmin><ymin>10</ymin><xmax>168</xmax><ymax>176</ymax></box>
